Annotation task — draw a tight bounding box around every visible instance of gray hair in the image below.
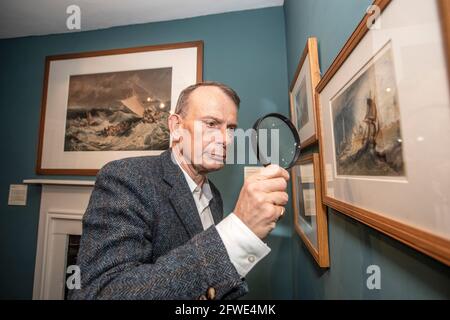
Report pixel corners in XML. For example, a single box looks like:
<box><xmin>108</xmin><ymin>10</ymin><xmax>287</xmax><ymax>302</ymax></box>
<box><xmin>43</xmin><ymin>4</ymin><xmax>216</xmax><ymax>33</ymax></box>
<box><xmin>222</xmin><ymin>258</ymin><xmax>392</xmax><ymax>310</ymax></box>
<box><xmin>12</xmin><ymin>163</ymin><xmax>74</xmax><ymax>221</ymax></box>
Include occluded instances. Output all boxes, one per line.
<box><xmin>174</xmin><ymin>81</ymin><xmax>240</xmax><ymax>117</ymax></box>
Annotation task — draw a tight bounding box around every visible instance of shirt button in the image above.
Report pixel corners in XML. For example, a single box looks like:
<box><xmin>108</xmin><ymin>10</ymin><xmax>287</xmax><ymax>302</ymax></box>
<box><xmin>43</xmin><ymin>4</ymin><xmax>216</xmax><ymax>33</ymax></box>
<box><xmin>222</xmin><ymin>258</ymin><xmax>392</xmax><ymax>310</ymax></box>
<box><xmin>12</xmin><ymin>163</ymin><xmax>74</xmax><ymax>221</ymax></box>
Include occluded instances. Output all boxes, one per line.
<box><xmin>248</xmin><ymin>255</ymin><xmax>256</xmax><ymax>263</ymax></box>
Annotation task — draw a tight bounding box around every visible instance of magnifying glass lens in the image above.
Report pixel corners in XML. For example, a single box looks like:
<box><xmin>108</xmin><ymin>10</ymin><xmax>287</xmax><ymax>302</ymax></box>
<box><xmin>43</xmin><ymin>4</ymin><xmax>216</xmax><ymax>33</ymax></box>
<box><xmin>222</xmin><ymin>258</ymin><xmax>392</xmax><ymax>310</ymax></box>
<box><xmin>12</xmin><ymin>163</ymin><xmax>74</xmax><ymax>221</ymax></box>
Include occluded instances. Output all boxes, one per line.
<box><xmin>253</xmin><ymin>114</ymin><xmax>301</xmax><ymax>169</ymax></box>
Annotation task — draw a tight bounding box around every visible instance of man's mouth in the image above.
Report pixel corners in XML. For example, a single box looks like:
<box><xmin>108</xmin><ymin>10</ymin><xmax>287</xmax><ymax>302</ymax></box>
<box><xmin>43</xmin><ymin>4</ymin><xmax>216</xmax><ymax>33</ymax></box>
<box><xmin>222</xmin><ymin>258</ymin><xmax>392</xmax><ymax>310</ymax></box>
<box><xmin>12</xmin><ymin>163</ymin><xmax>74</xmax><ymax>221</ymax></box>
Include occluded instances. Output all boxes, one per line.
<box><xmin>207</xmin><ymin>152</ymin><xmax>226</xmax><ymax>162</ymax></box>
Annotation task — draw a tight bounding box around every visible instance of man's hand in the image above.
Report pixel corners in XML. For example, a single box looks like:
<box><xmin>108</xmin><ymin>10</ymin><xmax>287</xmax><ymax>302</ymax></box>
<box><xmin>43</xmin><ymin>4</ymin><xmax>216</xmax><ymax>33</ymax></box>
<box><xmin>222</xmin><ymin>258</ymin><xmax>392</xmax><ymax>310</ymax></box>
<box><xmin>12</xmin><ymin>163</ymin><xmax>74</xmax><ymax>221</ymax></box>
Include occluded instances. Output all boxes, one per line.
<box><xmin>233</xmin><ymin>164</ymin><xmax>290</xmax><ymax>239</ymax></box>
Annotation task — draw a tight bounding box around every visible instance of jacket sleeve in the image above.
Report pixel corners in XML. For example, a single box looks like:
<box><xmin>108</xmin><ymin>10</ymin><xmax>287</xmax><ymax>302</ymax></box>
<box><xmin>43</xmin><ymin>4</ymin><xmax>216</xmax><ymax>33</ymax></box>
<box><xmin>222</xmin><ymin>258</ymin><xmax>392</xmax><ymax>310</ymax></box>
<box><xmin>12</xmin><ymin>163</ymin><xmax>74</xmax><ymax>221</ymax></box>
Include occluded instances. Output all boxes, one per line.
<box><xmin>69</xmin><ymin>161</ymin><xmax>247</xmax><ymax>300</ymax></box>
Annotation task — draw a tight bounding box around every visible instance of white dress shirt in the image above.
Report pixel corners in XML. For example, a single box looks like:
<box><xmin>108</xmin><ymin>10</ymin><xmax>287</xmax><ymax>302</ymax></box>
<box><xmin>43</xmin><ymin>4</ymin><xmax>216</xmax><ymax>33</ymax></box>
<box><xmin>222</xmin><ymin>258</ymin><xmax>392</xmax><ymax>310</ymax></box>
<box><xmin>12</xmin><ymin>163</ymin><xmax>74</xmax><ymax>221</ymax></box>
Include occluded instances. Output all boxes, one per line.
<box><xmin>173</xmin><ymin>154</ymin><xmax>270</xmax><ymax>278</ymax></box>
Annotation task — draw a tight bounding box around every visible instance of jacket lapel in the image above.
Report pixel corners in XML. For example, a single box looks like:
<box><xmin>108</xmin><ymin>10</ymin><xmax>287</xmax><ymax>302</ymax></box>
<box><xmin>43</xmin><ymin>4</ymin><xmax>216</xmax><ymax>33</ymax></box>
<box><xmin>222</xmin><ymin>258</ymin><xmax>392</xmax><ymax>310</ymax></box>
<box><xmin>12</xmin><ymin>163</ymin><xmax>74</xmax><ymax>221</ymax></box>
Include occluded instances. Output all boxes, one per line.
<box><xmin>209</xmin><ymin>189</ymin><xmax>224</xmax><ymax>225</ymax></box>
<box><xmin>161</xmin><ymin>150</ymin><xmax>204</xmax><ymax>237</ymax></box>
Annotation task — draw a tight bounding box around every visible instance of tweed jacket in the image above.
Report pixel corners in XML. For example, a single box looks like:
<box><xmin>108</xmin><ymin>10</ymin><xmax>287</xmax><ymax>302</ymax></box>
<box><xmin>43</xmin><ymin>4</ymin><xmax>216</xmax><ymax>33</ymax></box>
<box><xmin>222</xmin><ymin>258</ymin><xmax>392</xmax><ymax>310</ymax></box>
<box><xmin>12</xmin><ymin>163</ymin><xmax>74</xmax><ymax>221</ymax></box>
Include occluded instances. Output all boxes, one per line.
<box><xmin>69</xmin><ymin>149</ymin><xmax>248</xmax><ymax>300</ymax></box>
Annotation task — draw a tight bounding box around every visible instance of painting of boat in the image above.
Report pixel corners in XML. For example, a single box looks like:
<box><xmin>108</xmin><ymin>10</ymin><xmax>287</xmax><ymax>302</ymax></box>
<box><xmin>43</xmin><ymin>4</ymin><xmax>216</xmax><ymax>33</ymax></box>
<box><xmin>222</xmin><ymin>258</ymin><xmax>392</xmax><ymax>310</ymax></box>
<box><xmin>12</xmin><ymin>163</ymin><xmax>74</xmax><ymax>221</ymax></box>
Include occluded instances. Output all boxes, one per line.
<box><xmin>331</xmin><ymin>45</ymin><xmax>405</xmax><ymax>177</ymax></box>
<box><xmin>64</xmin><ymin>67</ymin><xmax>171</xmax><ymax>151</ymax></box>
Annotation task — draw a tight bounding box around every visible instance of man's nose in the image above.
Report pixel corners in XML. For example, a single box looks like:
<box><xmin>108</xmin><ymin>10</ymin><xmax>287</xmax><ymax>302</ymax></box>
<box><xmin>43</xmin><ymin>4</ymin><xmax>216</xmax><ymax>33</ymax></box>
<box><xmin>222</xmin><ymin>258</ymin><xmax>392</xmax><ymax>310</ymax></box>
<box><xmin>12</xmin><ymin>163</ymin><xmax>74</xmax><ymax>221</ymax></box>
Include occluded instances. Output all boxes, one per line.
<box><xmin>221</xmin><ymin>127</ymin><xmax>234</xmax><ymax>146</ymax></box>
<box><xmin>208</xmin><ymin>126</ymin><xmax>231</xmax><ymax>146</ymax></box>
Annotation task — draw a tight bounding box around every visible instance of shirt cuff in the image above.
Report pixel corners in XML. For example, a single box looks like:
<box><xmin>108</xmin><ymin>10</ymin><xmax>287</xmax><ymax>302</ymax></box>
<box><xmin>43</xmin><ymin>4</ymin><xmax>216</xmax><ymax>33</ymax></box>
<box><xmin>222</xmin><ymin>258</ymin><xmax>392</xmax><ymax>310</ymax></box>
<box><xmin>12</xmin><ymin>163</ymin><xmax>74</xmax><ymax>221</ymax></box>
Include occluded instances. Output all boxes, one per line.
<box><xmin>215</xmin><ymin>213</ymin><xmax>271</xmax><ymax>278</ymax></box>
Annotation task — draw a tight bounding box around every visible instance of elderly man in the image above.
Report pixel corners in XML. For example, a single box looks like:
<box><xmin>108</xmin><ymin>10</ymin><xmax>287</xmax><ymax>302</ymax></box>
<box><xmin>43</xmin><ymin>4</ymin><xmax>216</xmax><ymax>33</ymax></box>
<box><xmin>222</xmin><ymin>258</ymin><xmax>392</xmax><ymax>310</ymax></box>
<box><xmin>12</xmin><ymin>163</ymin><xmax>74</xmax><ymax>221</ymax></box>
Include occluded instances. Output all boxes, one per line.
<box><xmin>70</xmin><ymin>81</ymin><xmax>289</xmax><ymax>300</ymax></box>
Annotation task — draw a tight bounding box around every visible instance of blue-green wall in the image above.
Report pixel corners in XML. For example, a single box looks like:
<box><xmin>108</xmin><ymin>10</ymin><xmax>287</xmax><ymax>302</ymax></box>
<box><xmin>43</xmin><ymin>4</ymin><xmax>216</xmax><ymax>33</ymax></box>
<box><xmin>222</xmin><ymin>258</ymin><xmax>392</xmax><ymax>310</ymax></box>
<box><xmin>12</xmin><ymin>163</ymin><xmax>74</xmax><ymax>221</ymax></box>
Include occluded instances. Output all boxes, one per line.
<box><xmin>2</xmin><ymin>0</ymin><xmax>449</xmax><ymax>300</ymax></box>
<box><xmin>0</xmin><ymin>7</ymin><xmax>292</xmax><ymax>299</ymax></box>
<box><xmin>284</xmin><ymin>0</ymin><xmax>450</xmax><ymax>299</ymax></box>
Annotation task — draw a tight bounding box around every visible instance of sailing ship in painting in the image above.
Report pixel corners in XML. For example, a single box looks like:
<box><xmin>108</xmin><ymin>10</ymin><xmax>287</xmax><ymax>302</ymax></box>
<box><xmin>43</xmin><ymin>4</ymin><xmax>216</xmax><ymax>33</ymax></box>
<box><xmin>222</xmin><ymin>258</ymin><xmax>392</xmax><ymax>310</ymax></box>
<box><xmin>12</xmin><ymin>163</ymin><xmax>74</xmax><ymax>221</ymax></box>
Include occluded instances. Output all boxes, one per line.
<box><xmin>64</xmin><ymin>67</ymin><xmax>172</xmax><ymax>151</ymax></box>
<box><xmin>331</xmin><ymin>45</ymin><xmax>405</xmax><ymax>177</ymax></box>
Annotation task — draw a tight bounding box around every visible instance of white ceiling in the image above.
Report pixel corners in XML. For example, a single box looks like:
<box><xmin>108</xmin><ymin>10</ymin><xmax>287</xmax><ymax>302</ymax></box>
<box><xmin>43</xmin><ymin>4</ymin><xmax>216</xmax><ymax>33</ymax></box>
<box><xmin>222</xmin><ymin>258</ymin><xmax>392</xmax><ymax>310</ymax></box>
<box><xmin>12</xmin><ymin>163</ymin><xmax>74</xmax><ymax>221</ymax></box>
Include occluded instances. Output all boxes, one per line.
<box><xmin>0</xmin><ymin>0</ymin><xmax>284</xmax><ymax>39</ymax></box>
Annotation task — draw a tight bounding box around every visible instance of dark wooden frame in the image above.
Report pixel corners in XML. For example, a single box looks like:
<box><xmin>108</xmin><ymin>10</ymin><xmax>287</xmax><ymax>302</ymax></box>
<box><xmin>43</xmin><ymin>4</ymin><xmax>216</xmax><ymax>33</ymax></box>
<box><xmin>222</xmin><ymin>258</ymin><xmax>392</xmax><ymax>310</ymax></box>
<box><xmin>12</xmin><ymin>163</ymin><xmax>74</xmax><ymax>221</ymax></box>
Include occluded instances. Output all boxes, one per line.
<box><xmin>315</xmin><ymin>0</ymin><xmax>450</xmax><ymax>266</ymax></box>
<box><xmin>289</xmin><ymin>37</ymin><xmax>321</xmax><ymax>149</ymax></box>
<box><xmin>292</xmin><ymin>153</ymin><xmax>330</xmax><ymax>267</ymax></box>
<box><xmin>36</xmin><ymin>40</ymin><xmax>203</xmax><ymax>175</ymax></box>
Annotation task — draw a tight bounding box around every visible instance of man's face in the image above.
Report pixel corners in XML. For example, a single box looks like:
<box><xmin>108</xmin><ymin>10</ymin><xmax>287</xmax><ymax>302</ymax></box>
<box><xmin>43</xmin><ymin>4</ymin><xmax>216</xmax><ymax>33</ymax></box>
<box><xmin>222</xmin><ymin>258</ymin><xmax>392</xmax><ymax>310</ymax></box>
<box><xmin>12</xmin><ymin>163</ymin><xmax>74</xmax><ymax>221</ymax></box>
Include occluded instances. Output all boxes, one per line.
<box><xmin>173</xmin><ymin>86</ymin><xmax>238</xmax><ymax>174</ymax></box>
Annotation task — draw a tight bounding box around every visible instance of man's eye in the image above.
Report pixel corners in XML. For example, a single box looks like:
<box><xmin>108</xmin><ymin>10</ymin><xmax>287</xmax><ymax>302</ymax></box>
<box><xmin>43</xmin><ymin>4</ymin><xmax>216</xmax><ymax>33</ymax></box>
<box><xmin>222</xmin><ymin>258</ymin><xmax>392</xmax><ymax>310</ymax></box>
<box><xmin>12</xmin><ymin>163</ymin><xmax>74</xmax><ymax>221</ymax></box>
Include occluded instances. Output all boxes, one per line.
<box><xmin>205</xmin><ymin>121</ymin><xmax>216</xmax><ymax>127</ymax></box>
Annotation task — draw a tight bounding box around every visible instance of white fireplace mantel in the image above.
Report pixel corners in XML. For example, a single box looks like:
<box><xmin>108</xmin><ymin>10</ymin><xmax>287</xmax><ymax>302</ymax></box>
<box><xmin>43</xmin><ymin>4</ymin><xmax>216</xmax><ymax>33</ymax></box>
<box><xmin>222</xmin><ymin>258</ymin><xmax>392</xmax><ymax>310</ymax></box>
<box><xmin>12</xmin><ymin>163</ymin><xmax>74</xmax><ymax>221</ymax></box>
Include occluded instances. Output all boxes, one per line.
<box><xmin>23</xmin><ymin>179</ymin><xmax>95</xmax><ymax>186</ymax></box>
<box><xmin>24</xmin><ymin>179</ymin><xmax>95</xmax><ymax>300</ymax></box>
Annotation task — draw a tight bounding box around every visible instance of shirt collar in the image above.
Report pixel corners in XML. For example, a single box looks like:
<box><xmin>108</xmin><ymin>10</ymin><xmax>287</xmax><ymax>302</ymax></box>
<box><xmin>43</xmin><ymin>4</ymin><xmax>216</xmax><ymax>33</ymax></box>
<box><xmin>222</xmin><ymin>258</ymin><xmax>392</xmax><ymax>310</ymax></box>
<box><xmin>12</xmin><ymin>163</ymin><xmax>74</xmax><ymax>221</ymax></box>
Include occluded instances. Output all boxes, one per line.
<box><xmin>172</xmin><ymin>151</ymin><xmax>213</xmax><ymax>202</ymax></box>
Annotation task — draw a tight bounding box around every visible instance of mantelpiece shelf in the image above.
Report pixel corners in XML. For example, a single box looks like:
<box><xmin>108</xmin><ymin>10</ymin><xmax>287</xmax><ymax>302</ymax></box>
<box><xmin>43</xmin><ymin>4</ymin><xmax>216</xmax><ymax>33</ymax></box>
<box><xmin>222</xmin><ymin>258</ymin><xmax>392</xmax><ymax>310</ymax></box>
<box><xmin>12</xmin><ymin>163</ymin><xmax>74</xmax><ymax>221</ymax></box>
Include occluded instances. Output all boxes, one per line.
<box><xmin>23</xmin><ymin>179</ymin><xmax>95</xmax><ymax>186</ymax></box>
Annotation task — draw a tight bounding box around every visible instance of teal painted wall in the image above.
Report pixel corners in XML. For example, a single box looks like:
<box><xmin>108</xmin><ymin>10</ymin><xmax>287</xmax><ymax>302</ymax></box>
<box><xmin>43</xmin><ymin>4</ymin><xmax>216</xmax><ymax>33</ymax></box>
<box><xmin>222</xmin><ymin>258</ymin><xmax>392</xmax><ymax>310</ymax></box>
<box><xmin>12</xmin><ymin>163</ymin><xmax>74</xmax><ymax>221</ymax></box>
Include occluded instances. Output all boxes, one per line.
<box><xmin>0</xmin><ymin>7</ymin><xmax>292</xmax><ymax>299</ymax></box>
<box><xmin>284</xmin><ymin>0</ymin><xmax>450</xmax><ymax>299</ymax></box>
<box><xmin>2</xmin><ymin>0</ymin><xmax>448</xmax><ymax>301</ymax></box>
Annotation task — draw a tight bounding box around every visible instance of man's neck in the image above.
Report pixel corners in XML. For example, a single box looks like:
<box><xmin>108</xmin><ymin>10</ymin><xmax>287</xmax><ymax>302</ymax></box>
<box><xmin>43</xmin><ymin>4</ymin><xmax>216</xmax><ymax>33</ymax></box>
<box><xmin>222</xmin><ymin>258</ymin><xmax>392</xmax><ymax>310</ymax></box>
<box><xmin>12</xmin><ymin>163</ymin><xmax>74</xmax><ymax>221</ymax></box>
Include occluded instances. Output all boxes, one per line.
<box><xmin>172</xmin><ymin>147</ymin><xmax>206</xmax><ymax>187</ymax></box>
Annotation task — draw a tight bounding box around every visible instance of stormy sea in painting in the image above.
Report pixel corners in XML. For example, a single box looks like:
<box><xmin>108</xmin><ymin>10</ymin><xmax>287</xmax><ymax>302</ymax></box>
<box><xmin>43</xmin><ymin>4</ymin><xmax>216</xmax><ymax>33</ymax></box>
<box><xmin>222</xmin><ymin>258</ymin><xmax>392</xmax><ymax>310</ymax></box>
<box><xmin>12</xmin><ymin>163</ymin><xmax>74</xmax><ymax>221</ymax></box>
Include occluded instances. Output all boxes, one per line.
<box><xmin>331</xmin><ymin>45</ymin><xmax>405</xmax><ymax>177</ymax></box>
<box><xmin>64</xmin><ymin>67</ymin><xmax>172</xmax><ymax>151</ymax></box>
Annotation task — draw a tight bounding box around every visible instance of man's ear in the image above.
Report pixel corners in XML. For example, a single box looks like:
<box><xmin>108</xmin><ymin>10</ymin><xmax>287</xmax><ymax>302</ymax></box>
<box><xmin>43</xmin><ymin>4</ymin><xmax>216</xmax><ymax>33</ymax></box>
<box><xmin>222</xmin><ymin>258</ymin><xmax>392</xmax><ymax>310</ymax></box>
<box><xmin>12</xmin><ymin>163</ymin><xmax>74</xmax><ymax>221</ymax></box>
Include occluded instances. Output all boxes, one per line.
<box><xmin>168</xmin><ymin>113</ymin><xmax>183</xmax><ymax>143</ymax></box>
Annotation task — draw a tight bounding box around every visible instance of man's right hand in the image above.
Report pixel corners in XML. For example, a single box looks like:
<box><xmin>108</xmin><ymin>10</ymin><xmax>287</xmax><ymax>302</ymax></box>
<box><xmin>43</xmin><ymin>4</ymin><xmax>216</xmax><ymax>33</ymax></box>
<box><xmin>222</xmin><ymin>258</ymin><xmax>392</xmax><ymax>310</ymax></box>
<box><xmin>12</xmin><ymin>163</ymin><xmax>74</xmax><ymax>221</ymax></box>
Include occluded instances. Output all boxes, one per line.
<box><xmin>233</xmin><ymin>164</ymin><xmax>290</xmax><ymax>239</ymax></box>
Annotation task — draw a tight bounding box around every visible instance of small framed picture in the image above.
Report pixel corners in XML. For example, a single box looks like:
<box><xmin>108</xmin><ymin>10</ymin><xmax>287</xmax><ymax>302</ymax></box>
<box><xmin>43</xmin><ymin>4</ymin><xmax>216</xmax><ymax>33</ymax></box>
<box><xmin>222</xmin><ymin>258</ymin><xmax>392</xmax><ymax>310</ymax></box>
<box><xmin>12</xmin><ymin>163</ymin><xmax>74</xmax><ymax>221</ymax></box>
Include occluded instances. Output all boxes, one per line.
<box><xmin>292</xmin><ymin>153</ymin><xmax>329</xmax><ymax>267</ymax></box>
<box><xmin>289</xmin><ymin>37</ymin><xmax>321</xmax><ymax>149</ymax></box>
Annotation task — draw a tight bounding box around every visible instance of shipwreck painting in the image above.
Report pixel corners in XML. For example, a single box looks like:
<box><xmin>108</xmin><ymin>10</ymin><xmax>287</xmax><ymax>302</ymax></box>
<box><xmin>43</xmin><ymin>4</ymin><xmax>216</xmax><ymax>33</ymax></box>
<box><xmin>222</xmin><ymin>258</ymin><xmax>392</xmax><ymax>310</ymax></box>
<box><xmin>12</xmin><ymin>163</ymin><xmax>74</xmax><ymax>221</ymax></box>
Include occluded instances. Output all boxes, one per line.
<box><xmin>294</xmin><ymin>79</ymin><xmax>309</xmax><ymax>130</ymax></box>
<box><xmin>331</xmin><ymin>46</ymin><xmax>405</xmax><ymax>177</ymax></box>
<box><xmin>64</xmin><ymin>67</ymin><xmax>172</xmax><ymax>151</ymax></box>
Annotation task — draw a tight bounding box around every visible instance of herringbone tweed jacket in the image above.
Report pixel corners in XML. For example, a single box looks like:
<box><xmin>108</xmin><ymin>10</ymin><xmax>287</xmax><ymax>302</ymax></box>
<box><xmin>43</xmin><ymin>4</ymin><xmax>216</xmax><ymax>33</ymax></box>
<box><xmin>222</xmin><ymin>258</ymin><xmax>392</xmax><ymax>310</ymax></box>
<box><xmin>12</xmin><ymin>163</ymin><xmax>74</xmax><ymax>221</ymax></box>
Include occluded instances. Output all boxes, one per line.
<box><xmin>69</xmin><ymin>149</ymin><xmax>248</xmax><ymax>300</ymax></box>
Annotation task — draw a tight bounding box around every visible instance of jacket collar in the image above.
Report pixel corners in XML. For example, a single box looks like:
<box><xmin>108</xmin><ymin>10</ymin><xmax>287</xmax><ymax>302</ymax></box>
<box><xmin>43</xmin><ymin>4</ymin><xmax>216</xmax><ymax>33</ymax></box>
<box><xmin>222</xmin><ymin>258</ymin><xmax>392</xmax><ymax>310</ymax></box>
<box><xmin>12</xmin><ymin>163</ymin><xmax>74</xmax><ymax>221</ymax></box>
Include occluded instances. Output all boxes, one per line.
<box><xmin>161</xmin><ymin>149</ymin><xmax>223</xmax><ymax>235</ymax></box>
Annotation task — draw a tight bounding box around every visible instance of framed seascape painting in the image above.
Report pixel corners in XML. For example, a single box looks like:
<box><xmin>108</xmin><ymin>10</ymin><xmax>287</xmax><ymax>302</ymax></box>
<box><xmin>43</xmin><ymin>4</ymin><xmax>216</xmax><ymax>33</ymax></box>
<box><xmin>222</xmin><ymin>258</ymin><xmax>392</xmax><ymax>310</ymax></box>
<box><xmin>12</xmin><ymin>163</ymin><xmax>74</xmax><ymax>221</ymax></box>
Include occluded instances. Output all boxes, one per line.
<box><xmin>316</xmin><ymin>0</ymin><xmax>450</xmax><ymax>265</ymax></box>
<box><xmin>36</xmin><ymin>41</ymin><xmax>203</xmax><ymax>175</ymax></box>
<box><xmin>289</xmin><ymin>37</ymin><xmax>321</xmax><ymax>149</ymax></box>
<box><xmin>292</xmin><ymin>153</ymin><xmax>329</xmax><ymax>267</ymax></box>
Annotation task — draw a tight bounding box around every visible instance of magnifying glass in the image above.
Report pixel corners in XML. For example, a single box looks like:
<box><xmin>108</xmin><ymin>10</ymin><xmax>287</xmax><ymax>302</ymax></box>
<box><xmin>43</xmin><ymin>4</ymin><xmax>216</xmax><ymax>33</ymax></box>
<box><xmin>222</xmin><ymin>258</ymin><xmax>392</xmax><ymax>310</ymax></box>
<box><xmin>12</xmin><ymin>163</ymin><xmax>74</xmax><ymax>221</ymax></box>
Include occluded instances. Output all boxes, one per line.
<box><xmin>252</xmin><ymin>113</ymin><xmax>301</xmax><ymax>170</ymax></box>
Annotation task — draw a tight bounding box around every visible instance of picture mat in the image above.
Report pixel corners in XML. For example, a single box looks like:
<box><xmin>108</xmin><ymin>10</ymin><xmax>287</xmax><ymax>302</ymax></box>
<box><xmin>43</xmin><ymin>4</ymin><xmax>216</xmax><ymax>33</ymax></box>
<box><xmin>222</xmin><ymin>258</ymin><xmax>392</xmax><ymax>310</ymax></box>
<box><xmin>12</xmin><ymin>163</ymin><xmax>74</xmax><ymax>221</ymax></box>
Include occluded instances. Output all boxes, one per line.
<box><xmin>296</xmin><ymin>163</ymin><xmax>318</xmax><ymax>248</ymax></box>
<box><xmin>291</xmin><ymin>53</ymin><xmax>316</xmax><ymax>143</ymax></box>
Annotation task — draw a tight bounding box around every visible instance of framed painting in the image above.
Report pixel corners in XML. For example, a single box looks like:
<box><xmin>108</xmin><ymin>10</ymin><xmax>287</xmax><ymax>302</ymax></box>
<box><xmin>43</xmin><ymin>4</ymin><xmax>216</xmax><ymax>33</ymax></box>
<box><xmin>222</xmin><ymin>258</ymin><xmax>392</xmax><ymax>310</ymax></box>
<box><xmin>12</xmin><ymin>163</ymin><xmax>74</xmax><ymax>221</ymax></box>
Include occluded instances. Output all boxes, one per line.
<box><xmin>292</xmin><ymin>153</ymin><xmax>329</xmax><ymax>267</ymax></box>
<box><xmin>36</xmin><ymin>40</ymin><xmax>203</xmax><ymax>175</ymax></box>
<box><xmin>316</xmin><ymin>0</ymin><xmax>450</xmax><ymax>265</ymax></box>
<box><xmin>289</xmin><ymin>37</ymin><xmax>321</xmax><ymax>149</ymax></box>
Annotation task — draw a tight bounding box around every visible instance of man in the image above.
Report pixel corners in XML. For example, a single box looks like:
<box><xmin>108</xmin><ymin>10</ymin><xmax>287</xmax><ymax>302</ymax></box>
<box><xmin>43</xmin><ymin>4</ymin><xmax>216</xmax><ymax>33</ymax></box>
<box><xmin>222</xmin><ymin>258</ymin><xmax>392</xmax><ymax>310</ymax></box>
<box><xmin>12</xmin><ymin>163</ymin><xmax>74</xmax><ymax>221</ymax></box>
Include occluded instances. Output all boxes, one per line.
<box><xmin>70</xmin><ymin>81</ymin><xmax>289</xmax><ymax>300</ymax></box>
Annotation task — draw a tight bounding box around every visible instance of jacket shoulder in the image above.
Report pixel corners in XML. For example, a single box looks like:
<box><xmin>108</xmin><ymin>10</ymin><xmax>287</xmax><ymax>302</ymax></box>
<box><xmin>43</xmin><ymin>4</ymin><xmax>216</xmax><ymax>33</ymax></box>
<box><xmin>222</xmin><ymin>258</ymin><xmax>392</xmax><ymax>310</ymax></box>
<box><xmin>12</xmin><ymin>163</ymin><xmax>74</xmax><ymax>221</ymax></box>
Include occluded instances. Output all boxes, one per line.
<box><xmin>97</xmin><ymin>155</ymin><xmax>163</xmax><ymax>181</ymax></box>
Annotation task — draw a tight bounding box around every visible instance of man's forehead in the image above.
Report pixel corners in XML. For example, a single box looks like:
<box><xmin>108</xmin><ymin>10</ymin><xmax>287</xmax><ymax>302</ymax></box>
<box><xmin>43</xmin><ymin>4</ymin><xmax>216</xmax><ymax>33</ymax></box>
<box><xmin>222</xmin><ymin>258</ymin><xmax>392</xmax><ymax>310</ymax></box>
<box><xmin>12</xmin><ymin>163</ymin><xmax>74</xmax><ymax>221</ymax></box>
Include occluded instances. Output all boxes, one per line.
<box><xmin>187</xmin><ymin>86</ymin><xmax>238</xmax><ymax>117</ymax></box>
<box><xmin>189</xmin><ymin>85</ymin><xmax>232</xmax><ymax>103</ymax></box>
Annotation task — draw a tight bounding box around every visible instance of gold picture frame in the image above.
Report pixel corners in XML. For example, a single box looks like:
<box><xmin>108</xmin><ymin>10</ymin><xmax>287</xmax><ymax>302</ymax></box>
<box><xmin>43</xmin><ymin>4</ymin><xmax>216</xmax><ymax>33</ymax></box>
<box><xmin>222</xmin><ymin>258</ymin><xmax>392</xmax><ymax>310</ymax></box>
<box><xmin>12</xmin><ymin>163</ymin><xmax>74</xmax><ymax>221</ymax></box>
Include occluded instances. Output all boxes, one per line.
<box><xmin>438</xmin><ymin>0</ymin><xmax>450</xmax><ymax>85</ymax></box>
<box><xmin>292</xmin><ymin>153</ymin><xmax>329</xmax><ymax>267</ymax></box>
<box><xmin>315</xmin><ymin>0</ymin><xmax>450</xmax><ymax>265</ymax></box>
<box><xmin>289</xmin><ymin>37</ymin><xmax>321</xmax><ymax>149</ymax></box>
<box><xmin>36</xmin><ymin>41</ymin><xmax>203</xmax><ymax>176</ymax></box>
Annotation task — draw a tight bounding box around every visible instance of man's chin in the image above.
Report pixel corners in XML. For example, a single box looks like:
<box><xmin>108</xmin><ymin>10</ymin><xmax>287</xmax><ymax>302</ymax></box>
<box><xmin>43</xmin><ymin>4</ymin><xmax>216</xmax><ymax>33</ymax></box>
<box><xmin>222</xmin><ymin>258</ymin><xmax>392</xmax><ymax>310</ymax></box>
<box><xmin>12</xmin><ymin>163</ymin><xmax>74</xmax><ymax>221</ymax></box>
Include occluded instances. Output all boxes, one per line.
<box><xmin>202</xmin><ymin>156</ymin><xmax>226</xmax><ymax>172</ymax></box>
